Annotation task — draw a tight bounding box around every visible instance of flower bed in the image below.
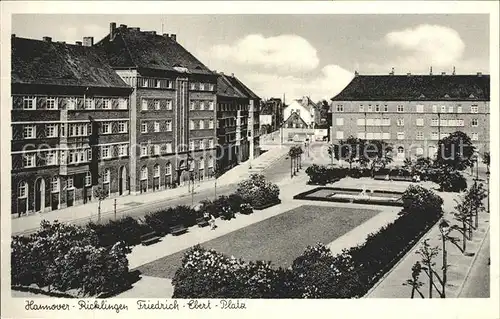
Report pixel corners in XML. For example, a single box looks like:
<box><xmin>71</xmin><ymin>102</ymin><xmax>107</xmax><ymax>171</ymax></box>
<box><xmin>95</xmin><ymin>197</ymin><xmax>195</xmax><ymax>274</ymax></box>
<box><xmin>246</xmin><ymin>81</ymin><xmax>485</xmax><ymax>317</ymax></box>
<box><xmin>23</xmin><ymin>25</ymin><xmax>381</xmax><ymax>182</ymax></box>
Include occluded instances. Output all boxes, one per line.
<box><xmin>236</xmin><ymin>174</ymin><xmax>280</xmax><ymax>208</ymax></box>
<box><xmin>293</xmin><ymin>187</ymin><xmax>404</xmax><ymax>207</ymax></box>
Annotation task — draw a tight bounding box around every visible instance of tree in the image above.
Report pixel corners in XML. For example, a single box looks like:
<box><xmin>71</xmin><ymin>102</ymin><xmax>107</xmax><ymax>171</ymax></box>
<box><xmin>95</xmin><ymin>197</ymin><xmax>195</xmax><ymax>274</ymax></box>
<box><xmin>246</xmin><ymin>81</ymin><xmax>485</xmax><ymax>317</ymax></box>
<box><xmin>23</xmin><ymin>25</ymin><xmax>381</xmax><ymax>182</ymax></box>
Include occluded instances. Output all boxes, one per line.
<box><xmin>403</xmin><ymin>261</ymin><xmax>425</xmax><ymax>298</ymax></box>
<box><xmin>365</xmin><ymin>140</ymin><xmax>393</xmax><ymax>176</ymax></box>
<box><xmin>213</xmin><ymin>162</ymin><xmax>224</xmax><ymax>200</ymax></box>
<box><xmin>336</xmin><ymin>136</ymin><xmax>365</xmax><ymax>169</ymax></box>
<box><xmin>435</xmin><ymin>131</ymin><xmax>475</xmax><ymax>171</ymax></box>
<box><xmin>415</xmin><ymin>239</ymin><xmax>442</xmax><ymax>298</ymax></box>
<box><xmin>453</xmin><ymin>196</ymin><xmax>474</xmax><ymax>253</ymax></box>
<box><xmin>483</xmin><ymin>151</ymin><xmax>490</xmax><ymax>170</ymax></box>
<box><xmin>93</xmin><ymin>173</ymin><xmax>109</xmax><ymax>223</ymax></box>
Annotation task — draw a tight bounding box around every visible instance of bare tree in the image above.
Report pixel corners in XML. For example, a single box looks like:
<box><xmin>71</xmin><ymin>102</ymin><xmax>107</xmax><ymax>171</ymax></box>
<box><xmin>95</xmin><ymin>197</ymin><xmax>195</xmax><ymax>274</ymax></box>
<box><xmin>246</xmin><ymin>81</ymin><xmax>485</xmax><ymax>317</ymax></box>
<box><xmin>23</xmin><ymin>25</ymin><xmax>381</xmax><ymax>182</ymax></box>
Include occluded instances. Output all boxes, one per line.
<box><xmin>415</xmin><ymin>239</ymin><xmax>441</xmax><ymax>298</ymax></box>
<box><xmin>403</xmin><ymin>261</ymin><xmax>425</xmax><ymax>298</ymax></box>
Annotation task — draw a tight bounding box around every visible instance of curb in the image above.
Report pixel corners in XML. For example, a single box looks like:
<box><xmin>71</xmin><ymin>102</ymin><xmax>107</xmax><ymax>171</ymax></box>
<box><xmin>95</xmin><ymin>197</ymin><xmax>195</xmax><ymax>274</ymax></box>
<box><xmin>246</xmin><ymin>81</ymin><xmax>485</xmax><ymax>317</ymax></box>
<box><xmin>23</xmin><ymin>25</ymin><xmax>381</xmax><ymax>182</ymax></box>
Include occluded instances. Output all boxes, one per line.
<box><xmin>455</xmin><ymin>224</ymin><xmax>490</xmax><ymax>297</ymax></box>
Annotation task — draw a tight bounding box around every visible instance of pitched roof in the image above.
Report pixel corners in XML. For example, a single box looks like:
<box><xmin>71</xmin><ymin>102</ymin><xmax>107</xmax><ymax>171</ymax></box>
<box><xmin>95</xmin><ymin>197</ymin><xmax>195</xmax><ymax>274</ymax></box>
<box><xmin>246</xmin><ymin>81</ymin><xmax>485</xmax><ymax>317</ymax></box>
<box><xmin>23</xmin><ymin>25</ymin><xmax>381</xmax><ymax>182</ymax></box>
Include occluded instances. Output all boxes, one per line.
<box><xmin>225</xmin><ymin>75</ymin><xmax>260</xmax><ymax>100</ymax></box>
<box><xmin>216</xmin><ymin>73</ymin><xmax>247</xmax><ymax>98</ymax></box>
<box><xmin>296</xmin><ymin>96</ymin><xmax>317</xmax><ymax>113</ymax></box>
<box><xmin>95</xmin><ymin>26</ymin><xmax>213</xmax><ymax>75</ymax></box>
<box><xmin>331</xmin><ymin>74</ymin><xmax>490</xmax><ymax>101</ymax></box>
<box><xmin>11</xmin><ymin>37</ymin><xmax>130</xmax><ymax>88</ymax></box>
<box><xmin>284</xmin><ymin>111</ymin><xmax>309</xmax><ymax>127</ymax></box>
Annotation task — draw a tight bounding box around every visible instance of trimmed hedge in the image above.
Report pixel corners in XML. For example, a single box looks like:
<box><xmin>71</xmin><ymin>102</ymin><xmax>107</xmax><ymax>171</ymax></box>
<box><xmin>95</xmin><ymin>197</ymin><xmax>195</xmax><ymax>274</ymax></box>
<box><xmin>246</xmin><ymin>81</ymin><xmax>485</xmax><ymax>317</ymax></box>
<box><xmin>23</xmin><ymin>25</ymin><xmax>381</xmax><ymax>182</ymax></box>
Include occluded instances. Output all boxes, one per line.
<box><xmin>172</xmin><ymin>185</ymin><xmax>443</xmax><ymax>298</ymax></box>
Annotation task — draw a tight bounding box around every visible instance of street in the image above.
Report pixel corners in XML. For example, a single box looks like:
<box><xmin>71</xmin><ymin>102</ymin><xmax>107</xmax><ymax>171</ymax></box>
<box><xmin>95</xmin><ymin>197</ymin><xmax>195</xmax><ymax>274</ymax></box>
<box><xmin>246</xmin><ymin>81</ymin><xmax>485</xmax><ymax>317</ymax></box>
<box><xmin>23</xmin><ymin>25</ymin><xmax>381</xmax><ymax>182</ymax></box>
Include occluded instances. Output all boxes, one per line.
<box><xmin>458</xmin><ymin>231</ymin><xmax>490</xmax><ymax>298</ymax></box>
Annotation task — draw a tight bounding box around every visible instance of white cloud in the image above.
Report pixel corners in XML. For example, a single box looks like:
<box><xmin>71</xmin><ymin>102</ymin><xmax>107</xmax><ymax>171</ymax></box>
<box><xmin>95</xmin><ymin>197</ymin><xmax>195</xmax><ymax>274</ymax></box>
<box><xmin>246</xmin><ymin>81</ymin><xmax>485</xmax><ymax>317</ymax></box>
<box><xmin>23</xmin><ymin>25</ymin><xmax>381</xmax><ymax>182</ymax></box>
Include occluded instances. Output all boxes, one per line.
<box><xmin>385</xmin><ymin>24</ymin><xmax>465</xmax><ymax>68</ymax></box>
<box><xmin>242</xmin><ymin>64</ymin><xmax>354</xmax><ymax>101</ymax></box>
<box><xmin>207</xmin><ymin>34</ymin><xmax>320</xmax><ymax>72</ymax></box>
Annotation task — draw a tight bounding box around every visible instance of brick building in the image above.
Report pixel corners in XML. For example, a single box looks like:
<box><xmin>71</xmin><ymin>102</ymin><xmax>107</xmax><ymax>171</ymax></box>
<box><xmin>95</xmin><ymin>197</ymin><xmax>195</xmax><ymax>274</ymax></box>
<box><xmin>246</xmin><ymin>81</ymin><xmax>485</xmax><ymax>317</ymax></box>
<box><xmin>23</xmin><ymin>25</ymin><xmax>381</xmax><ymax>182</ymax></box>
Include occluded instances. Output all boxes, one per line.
<box><xmin>11</xmin><ymin>35</ymin><xmax>133</xmax><ymax>215</ymax></box>
<box><xmin>330</xmin><ymin>71</ymin><xmax>490</xmax><ymax>163</ymax></box>
<box><xmin>96</xmin><ymin>23</ymin><xmax>218</xmax><ymax>194</ymax></box>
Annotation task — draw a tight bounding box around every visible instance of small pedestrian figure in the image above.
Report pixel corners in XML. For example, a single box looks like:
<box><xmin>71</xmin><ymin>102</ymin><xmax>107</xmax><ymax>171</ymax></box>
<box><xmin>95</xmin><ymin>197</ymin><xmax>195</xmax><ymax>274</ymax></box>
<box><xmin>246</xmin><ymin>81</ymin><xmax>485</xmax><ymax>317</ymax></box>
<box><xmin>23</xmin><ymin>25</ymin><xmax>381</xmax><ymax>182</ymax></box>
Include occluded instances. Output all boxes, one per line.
<box><xmin>203</xmin><ymin>211</ymin><xmax>210</xmax><ymax>221</ymax></box>
<box><xmin>210</xmin><ymin>214</ymin><xmax>217</xmax><ymax>230</ymax></box>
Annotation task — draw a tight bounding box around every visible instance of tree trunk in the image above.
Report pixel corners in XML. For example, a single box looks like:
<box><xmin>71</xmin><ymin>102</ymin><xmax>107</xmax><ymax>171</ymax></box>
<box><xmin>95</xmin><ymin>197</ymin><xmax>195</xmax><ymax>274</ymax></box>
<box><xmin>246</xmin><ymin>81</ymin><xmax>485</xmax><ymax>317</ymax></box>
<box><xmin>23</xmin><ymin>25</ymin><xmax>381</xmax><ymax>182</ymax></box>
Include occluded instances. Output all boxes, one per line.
<box><xmin>214</xmin><ymin>178</ymin><xmax>217</xmax><ymax>200</ymax></box>
<box><xmin>462</xmin><ymin>220</ymin><xmax>467</xmax><ymax>253</ymax></box>
<box><xmin>428</xmin><ymin>266</ymin><xmax>433</xmax><ymax>298</ymax></box>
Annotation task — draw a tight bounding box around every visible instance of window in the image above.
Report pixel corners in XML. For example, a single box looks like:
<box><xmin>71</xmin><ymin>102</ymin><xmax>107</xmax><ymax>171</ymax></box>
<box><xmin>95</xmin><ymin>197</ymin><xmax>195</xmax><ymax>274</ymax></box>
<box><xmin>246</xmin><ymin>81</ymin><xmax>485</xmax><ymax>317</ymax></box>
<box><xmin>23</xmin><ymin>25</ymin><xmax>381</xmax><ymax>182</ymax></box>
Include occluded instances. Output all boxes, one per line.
<box><xmin>457</xmin><ymin>119</ymin><xmax>464</xmax><ymax>127</ymax></box>
<box><xmin>166</xmin><ymin>163</ymin><xmax>172</xmax><ymax>175</ymax></box>
<box><xmin>199</xmin><ymin>120</ymin><xmax>205</xmax><ymax>129</ymax></box>
<box><xmin>167</xmin><ymin>81</ymin><xmax>173</xmax><ymax>89</ymax></box>
<box><xmin>104</xmin><ymin>169</ymin><xmax>110</xmax><ymax>183</ymax></box>
<box><xmin>471</xmin><ymin>105</ymin><xmax>478</xmax><ymax>113</ymax></box>
<box><xmin>190</xmin><ymin>83</ymin><xmax>196</xmax><ymax>90</ymax></box>
<box><xmin>166</xmin><ymin>142</ymin><xmax>172</xmax><ymax>153</ymax></box>
<box><xmin>431</xmin><ymin>118</ymin><xmax>439</xmax><ymax>126</ymax></box>
<box><xmin>200</xmin><ymin>102</ymin><xmax>205</xmax><ymax>110</ymax></box>
<box><xmin>189</xmin><ymin>140</ymin><xmax>195</xmax><ymax>150</ymax></box>
<box><xmin>102</xmin><ymin>99</ymin><xmax>111</xmax><ymax>109</ymax></box>
<box><xmin>46</xmin><ymin>97</ymin><xmax>57</xmax><ymax>110</ymax></box>
<box><xmin>208</xmin><ymin>158</ymin><xmax>214</xmax><ymax>168</ymax></box>
<box><xmin>416</xmin><ymin>118</ymin><xmax>424</xmax><ymax>126</ymax></box>
<box><xmin>440</xmin><ymin>119</ymin><xmax>448</xmax><ymax>127</ymax></box>
<box><xmin>200</xmin><ymin>83</ymin><xmax>205</xmax><ymax>90</ymax></box>
<box><xmin>448</xmin><ymin>106</ymin><xmax>454</xmax><ymax>113</ymax></box>
<box><xmin>51</xmin><ymin>177</ymin><xmax>60</xmax><ymax>192</ymax></box>
<box><xmin>23</xmin><ymin>97</ymin><xmax>36</xmax><ymax>110</ymax></box>
<box><xmin>373</xmin><ymin>132</ymin><xmax>381</xmax><ymax>139</ymax></box>
<box><xmin>190</xmin><ymin>101</ymin><xmax>195</xmax><ymax>110</ymax></box>
<box><xmin>23</xmin><ymin>153</ymin><xmax>35</xmax><ymax>167</ymax></box>
<box><xmin>397</xmin><ymin>132</ymin><xmax>405</xmax><ymax>140</ymax></box>
<box><xmin>209</xmin><ymin>84</ymin><xmax>215</xmax><ymax>91</ymax></box>
<box><xmin>209</xmin><ymin>139</ymin><xmax>214</xmax><ymax>148</ymax></box>
<box><xmin>416</xmin><ymin>131</ymin><xmax>424</xmax><ymax>140</ymax></box>
<box><xmin>457</xmin><ymin>105</ymin><xmax>462</xmax><ymax>113</ymax></box>
<box><xmin>199</xmin><ymin>139</ymin><xmax>205</xmax><ymax>149</ymax></box>
<box><xmin>416</xmin><ymin>147</ymin><xmax>424</xmax><ymax>156</ymax></box>
<box><xmin>189</xmin><ymin>120</ymin><xmax>195</xmax><ymax>130</ymax></box>
<box><xmin>375</xmin><ymin>105</ymin><xmax>380</xmax><ymax>112</ymax></box>
<box><xmin>23</xmin><ymin>125</ymin><xmax>36</xmax><ymax>139</ymax></box>
<box><xmin>397</xmin><ymin>105</ymin><xmax>404</xmax><ymax>113</ymax></box>
<box><xmin>432</xmin><ymin>105</ymin><xmax>438</xmax><ymax>113</ymax></box>
<box><xmin>85</xmin><ymin>172</ymin><xmax>92</xmax><ymax>186</ymax></box>
<box><xmin>67</xmin><ymin>177</ymin><xmax>74</xmax><ymax>189</ymax></box>
<box><xmin>382</xmin><ymin>132</ymin><xmax>390</xmax><ymax>140</ymax></box>
<box><xmin>142</xmin><ymin>79</ymin><xmax>149</xmax><ymax>88</ymax></box>
<box><xmin>472</xmin><ymin>133</ymin><xmax>479</xmax><ymax>141</ymax></box>
<box><xmin>440</xmin><ymin>133</ymin><xmax>449</xmax><ymax>139</ymax></box>
<box><xmin>397</xmin><ymin>146</ymin><xmax>405</xmax><ymax>157</ymax></box>
<box><xmin>357</xmin><ymin>118</ymin><xmax>365</xmax><ymax>126</ymax></box>
<box><xmin>440</xmin><ymin>105</ymin><xmax>446</xmax><ymax>113</ymax></box>
<box><xmin>154</xmin><ymin>121</ymin><xmax>160</xmax><ymax>132</ymax></box>
<box><xmin>84</xmin><ymin>98</ymin><xmax>94</xmax><ymax>110</ymax></box>
<box><xmin>431</xmin><ymin>132</ymin><xmax>439</xmax><ymax>140</ymax></box>
<box><xmin>374</xmin><ymin>118</ymin><xmax>381</xmax><ymax>126</ymax></box>
<box><xmin>101</xmin><ymin>122</ymin><xmax>111</xmax><ymax>134</ymax></box>
<box><xmin>397</xmin><ymin>119</ymin><xmax>404</xmax><ymax>126</ymax></box>
<box><xmin>336</xmin><ymin>118</ymin><xmax>344</xmax><ymax>126</ymax></box>
<box><xmin>382</xmin><ymin>118</ymin><xmax>390</xmax><ymax>126</ymax></box>
<box><xmin>140</xmin><ymin>167</ymin><xmax>148</xmax><ymax>180</ymax></box>
<box><xmin>448</xmin><ymin>119</ymin><xmax>456</xmax><ymax>127</ymax></box>
<box><xmin>141</xmin><ymin>99</ymin><xmax>148</xmax><ymax>111</ymax></box>
<box><xmin>366</xmin><ymin>132</ymin><xmax>374</xmax><ymax>140</ymax></box>
<box><xmin>141</xmin><ymin>122</ymin><xmax>148</xmax><ymax>133</ymax></box>
<box><xmin>155</xmin><ymin>100</ymin><xmax>160</xmax><ymax>110</ymax></box>
<box><xmin>416</xmin><ymin>104</ymin><xmax>424</xmax><ymax>113</ymax></box>
<box><xmin>357</xmin><ymin>132</ymin><xmax>365</xmax><ymax>139</ymax></box>
<box><xmin>46</xmin><ymin>150</ymin><xmax>57</xmax><ymax>165</ymax></box>
<box><xmin>166</xmin><ymin>100</ymin><xmax>173</xmax><ymax>110</ymax></box>
<box><xmin>359</xmin><ymin>105</ymin><xmax>364</xmax><ymax>112</ymax></box>
<box><xmin>366</xmin><ymin>119</ymin><xmax>374</xmax><ymax>126</ymax></box>
<box><xmin>367</xmin><ymin>105</ymin><xmax>373</xmax><ymax>112</ymax></box>
<box><xmin>336</xmin><ymin>131</ymin><xmax>344</xmax><ymax>139</ymax></box>
<box><xmin>67</xmin><ymin>97</ymin><xmax>76</xmax><ymax>110</ymax></box>
<box><xmin>156</xmin><ymin>79</ymin><xmax>161</xmax><ymax>88</ymax></box>
<box><xmin>336</xmin><ymin>104</ymin><xmax>344</xmax><ymax>112</ymax></box>
<box><xmin>166</xmin><ymin>120</ymin><xmax>172</xmax><ymax>131</ymax></box>
<box><xmin>140</xmin><ymin>145</ymin><xmax>148</xmax><ymax>157</ymax></box>
<box><xmin>101</xmin><ymin>146</ymin><xmax>111</xmax><ymax>159</ymax></box>
<box><xmin>118</xmin><ymin>121</ymin><xmax>127</xmax><ymax>133</ymax></box>
<box><xmin>118</xmin><ymin>144</ymin><xmax>128</xmax><ymax>156</ymax></box>
<box><xmin>208</xmin><ymin>101</ymin><xmax>214</xmax><ymax>110</ymax></box>
<box><xmin>199</xmin><ymin>159</ymin><xmax>205</xmax><ymax>170</ymax></box>
<box><xmin>18</xmin><ymin>181</ymin><xmax>27</xmax><ymax>198</ymax></box>
<box><xmin>119</xmin><ymin>98</ymin><xmax>128</xmax><ymax>109</ymax></box>
<box><xmin>153</xmin><ymin>145</ymin><xmax>160</xmax><ymax>155</ymax></box>
<box><xmin>153</xmin><ymin>164</ymin><xmax>160</xmax><ymax>177</ymax></box>
<box><xmin>209</xmin><ymin>119</ymin><xmax>214</xmax><ymax>129</ymax></box>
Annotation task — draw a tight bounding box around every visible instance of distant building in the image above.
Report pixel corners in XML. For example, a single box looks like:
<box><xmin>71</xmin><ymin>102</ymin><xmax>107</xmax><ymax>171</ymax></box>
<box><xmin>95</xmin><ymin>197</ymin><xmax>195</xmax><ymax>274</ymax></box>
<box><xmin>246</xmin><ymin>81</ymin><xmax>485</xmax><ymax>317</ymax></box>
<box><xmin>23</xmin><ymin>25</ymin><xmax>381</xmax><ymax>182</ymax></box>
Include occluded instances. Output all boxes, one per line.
<box><xmin>96</xmin><ymin>23</ymin><xmax>218</xmax><ymax>193</ymax></box>
<box><xmin>11</xmin><ymin>35</ymin><xmax>133</xmax><ymax>215</ymax></box>
<box><xmin>260</xmin><ymin>97</ymin><xmax>285</xmax><ymax>132</ymax></box>
<box><xmin>283</xmin><ymin>96</ymin><xmax>319</xmax><ymax>128</ymax></box>
<box><xmin>330</xmin><ymin>71</ymin><xmax>490</xmax><ymax>162</ymax></box>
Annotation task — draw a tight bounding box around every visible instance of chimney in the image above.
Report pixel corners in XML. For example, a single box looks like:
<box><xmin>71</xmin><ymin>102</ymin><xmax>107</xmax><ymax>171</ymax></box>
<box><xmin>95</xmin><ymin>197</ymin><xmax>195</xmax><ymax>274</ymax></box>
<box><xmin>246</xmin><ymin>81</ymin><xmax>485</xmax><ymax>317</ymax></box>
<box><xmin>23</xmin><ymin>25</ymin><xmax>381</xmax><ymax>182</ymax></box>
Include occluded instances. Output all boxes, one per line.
<box><xmin>119</xmin><ymin>24</ymin><xmax>127</xmax><ymax>29</ymax></box>
<box><xmin>477</xmin><ymin>72</ymin><xmax>482</xmax><ymax>77</ymax></box>
<box><xmin>147</xmin><ymin>31</ymin><xmax>156</xmax><ymax>35</ymax></box>
<box><xmin>11</xmin><ymin>34</ymin><xmax>15</xmax><ymax>38</ymax></box>
<box><xmin>43</xmin><ymin>36</ymin><xmax>52</xmax><ymax>42</ymax></box>
<box><xmin>220</xmin><ymin>72</ymin><xmax>224</xmax><ymax>75</ymax></box>
<box><xmin>389</xmin><ymin>67</ymin><xmax>394</xmax><ymax>75</ymax></box>
<box><xmin>163</xmin><ymin>33</ymin><xmax>169</xmax><ymax>38</ymax></box>
<box><xmin>231</xmin><ymin>73</ymin><xmax>235</xmax><ymax>77</ymax></box>
<box><xmin>75</xmin><ymin>41</ymin><xmax>82</xmax><ymax>46</ymax></box>
<box><xmin>110</xmin><ymin>22</ymin><xmax>116</xmax><ymax>41</ymax></box>
<box><xmin>452</xmin><ymin>66</ymin><xmax>456</xmax><ymax>75</ymax></box>
<box><xmin>170</xmin><ymin>34</ymin><xmax>177</xmax><ymax>42</ymax></box>
<box><xmin>407</xmin><ymin>72</ymin><xmax>411</xmax><ymax>76</ymax></box>
<box><xmin>441</xmin><ymin>72</ymin><xmax>446</xmax><ymax>75</ymax></box>
<box><xmin>354</xmin><ymin>70</ymin><xmax>359</xmax><ymax>77</ymax></box>
<box><xmin>430</xmin><ymin>66</ymin><xmax>433</xmax><ymax>75</ymax></box>
<box><xmin>83</xmin><ymin>37</ymin><xmax>94</xmax><ymax>47</ymax></box>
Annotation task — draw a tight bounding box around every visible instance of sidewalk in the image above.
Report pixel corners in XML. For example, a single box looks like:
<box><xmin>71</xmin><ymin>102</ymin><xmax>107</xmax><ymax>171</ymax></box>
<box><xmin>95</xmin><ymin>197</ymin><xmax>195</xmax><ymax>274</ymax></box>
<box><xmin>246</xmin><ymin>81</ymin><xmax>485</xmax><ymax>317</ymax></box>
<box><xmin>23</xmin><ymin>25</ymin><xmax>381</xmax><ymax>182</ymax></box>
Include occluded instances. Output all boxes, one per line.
<box><xmin>366</xmin><ymin>176</ymin><xmax>490</xmax><ymax>298</ymax></box>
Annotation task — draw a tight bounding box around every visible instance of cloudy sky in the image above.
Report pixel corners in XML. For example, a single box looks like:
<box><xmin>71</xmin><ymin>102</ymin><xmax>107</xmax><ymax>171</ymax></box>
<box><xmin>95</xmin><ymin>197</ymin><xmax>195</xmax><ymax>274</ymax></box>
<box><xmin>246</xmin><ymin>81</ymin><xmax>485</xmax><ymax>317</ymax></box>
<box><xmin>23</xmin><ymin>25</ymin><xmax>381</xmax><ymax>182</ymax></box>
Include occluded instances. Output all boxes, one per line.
<box><xmin>12</xmin><ymin>14</ymin><xmax>489</xmax><ymax>102</ymax></box>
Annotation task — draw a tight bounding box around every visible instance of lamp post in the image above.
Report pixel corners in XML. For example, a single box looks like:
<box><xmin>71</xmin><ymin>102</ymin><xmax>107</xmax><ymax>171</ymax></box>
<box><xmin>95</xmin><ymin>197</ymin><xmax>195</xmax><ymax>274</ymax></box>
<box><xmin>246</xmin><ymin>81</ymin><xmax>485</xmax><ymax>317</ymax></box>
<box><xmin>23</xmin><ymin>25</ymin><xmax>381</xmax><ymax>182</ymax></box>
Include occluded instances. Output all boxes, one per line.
<box><xmin>486</xmin><ymin>168</ymin><xmax>490</xmax><ymax>214</ymax></box>
<box><xmin>438</xmin><ymin>219</ymin><xmax>450</xmax><ymax>298</ymax></box>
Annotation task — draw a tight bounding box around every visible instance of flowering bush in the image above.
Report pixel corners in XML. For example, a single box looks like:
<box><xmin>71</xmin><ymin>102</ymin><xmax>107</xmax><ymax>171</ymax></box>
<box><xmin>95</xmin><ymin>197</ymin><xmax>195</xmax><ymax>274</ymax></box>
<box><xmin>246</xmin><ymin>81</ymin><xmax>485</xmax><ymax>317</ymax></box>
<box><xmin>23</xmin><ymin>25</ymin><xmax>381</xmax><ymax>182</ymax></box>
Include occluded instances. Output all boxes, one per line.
<box><xmin>87</xmin><ymin>216</ymin><xmax>148</xmax><ymax>247</ymax></box>
<box><xmin>305</xmin><ymin>165</ymin><xmax>348</xmax><ymax>185</ymax></box>
<box><xmin>236</xmin><ymin>174</ymin><xmax>280</xmax><ymax>208</ymax></box>
<box><xmin>240</xmin><ymin>203</ymin><xmax>253</xmax><ymax>215</ymax></box>
<box><xmin>144</xmin><ymin>205</ymin><xmax>200</xmax><ymax>234</ymax></box>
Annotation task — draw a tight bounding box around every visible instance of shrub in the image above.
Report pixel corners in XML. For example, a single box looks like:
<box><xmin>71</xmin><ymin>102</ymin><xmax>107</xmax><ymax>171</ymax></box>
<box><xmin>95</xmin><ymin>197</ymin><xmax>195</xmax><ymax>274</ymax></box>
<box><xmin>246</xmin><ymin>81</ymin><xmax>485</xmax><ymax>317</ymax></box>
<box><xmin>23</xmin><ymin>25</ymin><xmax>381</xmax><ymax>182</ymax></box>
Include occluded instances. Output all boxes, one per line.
<box><xmin>435</xmin><ymin>170</ymin><xmax>467</xmax><ymax>192</ymax></box>
<box><xmin>305</xmin><ymin>165</ymin><xmax>349</xmax><ymax>185</ymax></box>
<box><xmin>401</xmin><ymin>184</ymin><xmax>443</xmax><ymax>215</ymax></box>
<box><xmin>240</xmin><ymin>203</ymin><xmax>253</xmax><ymax>215</ymax></box>
<box><xmin>144</xmin><ymin>205</ymin><xmax>200</xmax><ymax>234</ymax></box>
<box><xmin>227</xmin><ymin>193</ymin><xmax>245</xmax><ymax>213</ymax></box>
<box><xmin>236</xmin><ymin>174</ymin><xmax>280</xmax><ymax>208</ymax></box>
<box><xmin>87</xmin><ymin>216</ymin><xmax>146</xmax><ymax>248</ymax></box>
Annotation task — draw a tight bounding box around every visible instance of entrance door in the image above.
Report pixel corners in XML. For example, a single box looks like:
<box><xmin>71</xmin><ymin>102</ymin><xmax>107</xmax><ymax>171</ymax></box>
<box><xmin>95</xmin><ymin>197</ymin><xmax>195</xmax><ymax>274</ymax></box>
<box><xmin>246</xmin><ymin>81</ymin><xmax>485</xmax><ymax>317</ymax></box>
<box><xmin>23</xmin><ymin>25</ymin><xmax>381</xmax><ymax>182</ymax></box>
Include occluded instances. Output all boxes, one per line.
<box><xmin>67</xmin><ymin>189</ymin><xmax>74</xmax><ymax>207</ymax></box>
<box><xmin>119</xmin><ymin>166</ymin><xmax>127</xmax><ymax>195</ymax></box>
<box><xmin>34</xmin><ymin>178</ymin><xmax>45</xmax><ymax>212</ymax></box>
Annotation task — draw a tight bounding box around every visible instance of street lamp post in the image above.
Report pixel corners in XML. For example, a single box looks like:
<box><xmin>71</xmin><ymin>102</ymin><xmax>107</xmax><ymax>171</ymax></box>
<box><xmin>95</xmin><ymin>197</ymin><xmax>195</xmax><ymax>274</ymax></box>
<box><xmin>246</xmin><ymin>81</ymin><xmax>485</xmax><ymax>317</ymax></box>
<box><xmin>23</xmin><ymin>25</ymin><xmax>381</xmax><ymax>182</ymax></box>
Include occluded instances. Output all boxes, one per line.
<box><xmin>486</xmin><ymin>169</ymin><xmax>490</xmax><ymax>214</ymax></box>
<box><xmin>439</xmin><ymin>219</ymin><xmax>450</xmax><ymax>298</ymax></box>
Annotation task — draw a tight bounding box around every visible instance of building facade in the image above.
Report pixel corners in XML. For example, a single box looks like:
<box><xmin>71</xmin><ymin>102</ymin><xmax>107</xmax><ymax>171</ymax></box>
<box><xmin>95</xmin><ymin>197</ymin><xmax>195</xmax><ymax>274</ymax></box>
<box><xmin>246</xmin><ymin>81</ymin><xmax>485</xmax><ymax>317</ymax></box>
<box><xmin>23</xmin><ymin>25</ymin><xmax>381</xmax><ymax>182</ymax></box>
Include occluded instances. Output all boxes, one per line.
<box><xmin>330</xmin><ymin>72</ymin><xmax>490</xmax><ymax>163</ymax></box>
<box><xmin>96</xmin><ymin>23</ymin><xmax>218</xmax><ymax>194</ymax></box>
<box><xmin>11</xmin><ymin>35</ymin><xmax>133</xmax><ymax>215</ymax></box>
<box><xmin>283</xmin><ymin>96</ymin><xmax>319</xmax><ymax>129</ymax></box>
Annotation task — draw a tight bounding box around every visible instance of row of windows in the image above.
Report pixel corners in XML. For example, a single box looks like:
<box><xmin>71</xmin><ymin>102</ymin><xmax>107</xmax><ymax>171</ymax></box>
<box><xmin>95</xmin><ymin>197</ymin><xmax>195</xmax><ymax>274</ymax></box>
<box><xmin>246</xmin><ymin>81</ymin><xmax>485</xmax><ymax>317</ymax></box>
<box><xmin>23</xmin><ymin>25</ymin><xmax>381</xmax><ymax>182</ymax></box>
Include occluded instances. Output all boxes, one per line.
<box><xmin>335</xmin><ymin>131</ymin><xmax>480</xmax><ymax>141</ymax></box>
<box><xmin>217</xmin><ymin>103</ymin><xmax>248</xmax><ymax>112</ymax></box>
<box><xmin>190</xmin><ymin>100</ymin><xmax>215</xmax><ymax>111</ymax></box>
<box><xmin>141</xmin><ymin>98</ymin><xmax>173</xmax><ymax>111</ymax></box>
<box><xmin>336</xmin><ymin>104</ymin><xmax>480</xmax><ymax>113</ymax></box>
<box><xmin>139</xmin><ymin>139</ymin><xmax>215</xmax><ymax>157</ymax></box>
<box><xmin>141</xmin><ymin>120</ymin><xmax>172</xmax><ymax>133</ymax></box>
<box><xmin>139</xmin><ymin>77</ymin><xmax>174</xmax><ymax>89</ymax></box>
<box><xmin>190</xmin><ymin>82</ymin><xmax>215</xmax><ymax>92</ymax></box>
<box><xmin>17</xmin><ymin>171</ymin><xmax>102</xmax><ymax>198</ymax></box>
<box><xmin>341</xmin><ymin>118</ymin><xmax>480</xmax><ymax>128</ymax></box>
<box><xmin>139</xmin><ymin>160</ymin><xmax>215</xmax><ymax>180</ymax></box>
<box><xmin>189</xmin><ymin>119</ymin><xmax>215</xmax><ymax>130</ymax></box>
<box><xmin>21</xmin><ymin>96</ymin><xmax>128</xmax><ymax>110</ymax></box>
<box><xmin>20</xmin><ymin>121</ymin><xmax>128</xmax><ymax>139</ymax></box>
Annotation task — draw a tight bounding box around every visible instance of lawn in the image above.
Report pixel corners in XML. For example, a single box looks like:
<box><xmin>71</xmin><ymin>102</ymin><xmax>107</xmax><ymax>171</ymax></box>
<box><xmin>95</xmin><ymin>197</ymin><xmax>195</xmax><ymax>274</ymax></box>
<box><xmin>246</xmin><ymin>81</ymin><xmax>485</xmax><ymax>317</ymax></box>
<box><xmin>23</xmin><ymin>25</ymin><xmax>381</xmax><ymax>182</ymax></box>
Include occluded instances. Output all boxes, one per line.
<box><xmin>135</xmin><ymin>205</ymin><xmax>380</xmax><ymax>279</ymax></box>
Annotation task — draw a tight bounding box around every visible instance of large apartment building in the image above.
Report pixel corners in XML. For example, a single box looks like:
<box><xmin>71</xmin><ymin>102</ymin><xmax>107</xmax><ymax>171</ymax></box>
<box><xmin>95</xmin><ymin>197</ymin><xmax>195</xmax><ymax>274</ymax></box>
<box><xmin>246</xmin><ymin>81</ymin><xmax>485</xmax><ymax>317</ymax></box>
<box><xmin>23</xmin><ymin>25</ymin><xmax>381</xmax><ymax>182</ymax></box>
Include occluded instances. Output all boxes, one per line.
<box><xmin>96</xmin><ymin>23</ymin><xmax>218</xmax><ymax>194</ymax></box>
<box><xmin>11</xmin><ymin>35</ymin><xmax>133</xmax><ymax>215</ymax></box>
<box><xmin>330</xmin><ymin>71</ymin><xmax>490</xmax><ymax>162</ymax></box>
